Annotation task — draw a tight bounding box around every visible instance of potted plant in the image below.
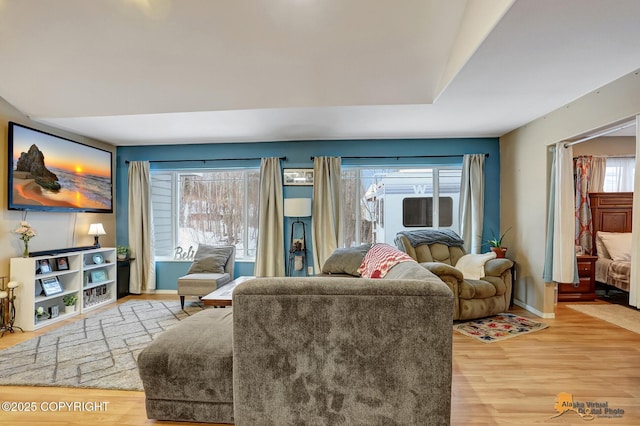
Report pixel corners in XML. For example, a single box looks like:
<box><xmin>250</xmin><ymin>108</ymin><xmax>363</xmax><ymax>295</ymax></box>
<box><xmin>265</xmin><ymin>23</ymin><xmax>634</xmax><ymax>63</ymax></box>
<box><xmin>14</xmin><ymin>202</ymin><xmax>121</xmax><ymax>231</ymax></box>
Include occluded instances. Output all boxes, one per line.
<box><xmin>63</xmin><ymin>294</ymin><xmax>78</xmax><ymax>314</ymax></box>
<box><xmin>117</xmin><ymin>246</ymin><xmax>130</xmax><ymax>260</ymax></box>
<box><xmin>486</xmin><ymin>227</ymin><xmax>511</xmax><ymax>258</ymax></box>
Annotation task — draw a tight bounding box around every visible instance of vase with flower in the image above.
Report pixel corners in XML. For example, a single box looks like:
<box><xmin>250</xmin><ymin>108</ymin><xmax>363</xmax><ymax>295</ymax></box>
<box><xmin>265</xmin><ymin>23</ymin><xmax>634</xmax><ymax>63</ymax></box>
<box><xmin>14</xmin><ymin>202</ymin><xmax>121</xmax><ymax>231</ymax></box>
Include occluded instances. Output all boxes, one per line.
<box><xmin>15</xmin><ymin>221</ymin><xmax>36</xmax><ymax>257</ymax></box>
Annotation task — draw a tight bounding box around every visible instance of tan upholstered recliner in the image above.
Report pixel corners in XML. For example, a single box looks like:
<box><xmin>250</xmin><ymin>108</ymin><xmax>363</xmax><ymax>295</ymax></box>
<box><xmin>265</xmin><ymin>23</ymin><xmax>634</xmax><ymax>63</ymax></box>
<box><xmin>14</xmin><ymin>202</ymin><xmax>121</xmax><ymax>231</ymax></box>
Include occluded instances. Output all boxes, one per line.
<box><xmin>395</xmin><ymin>230</ymin><xmax>513</xmax><ymax>320</ymax></box>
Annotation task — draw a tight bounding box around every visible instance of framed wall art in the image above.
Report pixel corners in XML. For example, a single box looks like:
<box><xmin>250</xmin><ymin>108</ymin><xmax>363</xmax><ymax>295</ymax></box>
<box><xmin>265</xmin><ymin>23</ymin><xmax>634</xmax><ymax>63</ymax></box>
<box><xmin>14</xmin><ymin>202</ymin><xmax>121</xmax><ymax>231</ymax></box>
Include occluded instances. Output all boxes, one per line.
<box><xmin>283</xmin><ymin>169</ymin><xmax>314</xmax><ymax>186</ymax></box>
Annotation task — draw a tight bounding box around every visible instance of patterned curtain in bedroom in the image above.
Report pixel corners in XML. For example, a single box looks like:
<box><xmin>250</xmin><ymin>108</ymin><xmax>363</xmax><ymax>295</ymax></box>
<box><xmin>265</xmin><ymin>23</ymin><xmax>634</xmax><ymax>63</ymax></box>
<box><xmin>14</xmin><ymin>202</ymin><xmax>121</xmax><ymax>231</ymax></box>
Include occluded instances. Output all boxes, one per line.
<box><xmin>574</xmin><ymin>155</ymin><xmax>606</xmax><ymax>255</ymax></box>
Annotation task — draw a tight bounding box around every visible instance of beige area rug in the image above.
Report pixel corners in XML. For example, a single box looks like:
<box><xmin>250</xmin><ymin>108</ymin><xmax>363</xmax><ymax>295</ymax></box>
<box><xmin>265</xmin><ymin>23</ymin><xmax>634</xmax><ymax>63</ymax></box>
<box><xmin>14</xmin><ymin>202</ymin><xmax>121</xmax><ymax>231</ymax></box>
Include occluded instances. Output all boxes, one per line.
<box><xmin>566</xmin><ymin>304</ymin><xmax>640</xmax><ymax>335</ymax></box>
<box><xmin>0</xmin><ymin>300</ymin><xmax>204</xmax><ymax>391</ymax></box>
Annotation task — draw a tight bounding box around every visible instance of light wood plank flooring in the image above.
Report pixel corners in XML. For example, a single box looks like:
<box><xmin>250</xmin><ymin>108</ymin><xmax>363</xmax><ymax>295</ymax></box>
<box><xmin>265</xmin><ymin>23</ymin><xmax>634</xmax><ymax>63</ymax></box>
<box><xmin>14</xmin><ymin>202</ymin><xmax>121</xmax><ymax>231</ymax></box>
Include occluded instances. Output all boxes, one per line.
<box><xmin>1</xmin><ymin>294</ymin><xmax>639</xmax><ymax>425</ymax></box>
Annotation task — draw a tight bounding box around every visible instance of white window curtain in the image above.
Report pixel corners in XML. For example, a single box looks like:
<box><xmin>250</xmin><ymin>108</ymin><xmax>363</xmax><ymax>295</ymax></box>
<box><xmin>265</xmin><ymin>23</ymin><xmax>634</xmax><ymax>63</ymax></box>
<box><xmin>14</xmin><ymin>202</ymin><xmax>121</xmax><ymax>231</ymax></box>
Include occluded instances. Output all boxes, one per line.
<box><xmin>459</xmin><ymin>154</ymin><xmax>485</xmax><ymax>254</ymax></box>
<box><xmin>604</xmin><ymin>157</ymin><xmax>635</xmax><ymax>192</ymax></box>
<box><xmin>629</xmin><ymin>116</ymin><xmax>640</xmax><ymax>308</ymax></box>
<box><xmin>128</xmin><ymin>161</ymin><xmax>156</xmax><ymax>293</ymax></box>
<box><xmin>590</xmin><ymin>156</ymin><xmax>606</xmax><ymax>192</ymax></box>
<box><xmin>254</xmin><ymin>158</ymin><xmax>285</xmax><ymax>277</ymax></box>
<box><xmin>312</xmin><ymin>157</ymin><xmax>342</xmax><ymax>273</ymax></box>
<box><xmin>543</xmin><ymin>144</ymin><xmax>578</xmax><ymax>284</ymax></box>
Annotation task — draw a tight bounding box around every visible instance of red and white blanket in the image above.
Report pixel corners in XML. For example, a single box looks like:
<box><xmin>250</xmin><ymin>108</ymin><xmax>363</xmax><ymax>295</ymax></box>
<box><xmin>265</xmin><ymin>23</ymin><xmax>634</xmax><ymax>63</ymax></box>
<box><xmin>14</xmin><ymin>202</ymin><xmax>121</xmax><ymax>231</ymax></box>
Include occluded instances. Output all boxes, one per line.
<box><xmin>357</xmin><ymin>243</ymin><xmax>414</xmax><ymax>278</ymax></box>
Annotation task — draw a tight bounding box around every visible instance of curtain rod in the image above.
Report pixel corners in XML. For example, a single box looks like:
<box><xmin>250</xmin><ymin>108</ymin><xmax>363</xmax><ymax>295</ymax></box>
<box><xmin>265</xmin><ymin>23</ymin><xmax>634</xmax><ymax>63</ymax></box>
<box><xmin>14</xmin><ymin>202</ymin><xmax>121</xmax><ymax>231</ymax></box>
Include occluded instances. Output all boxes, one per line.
<box><xmin>309</xmin><ymin>153</ymin><xmax>489</xmax><ymax>160</ymax></box>
<box><xmin>126</xmin><ymin>156</ymin><xmax>286</xmax><ymax>164</ymax></box>
<box><xmin>564</xmin><ymin>122</ymin><xmax>635</xmax><ymax>148</ymax></box>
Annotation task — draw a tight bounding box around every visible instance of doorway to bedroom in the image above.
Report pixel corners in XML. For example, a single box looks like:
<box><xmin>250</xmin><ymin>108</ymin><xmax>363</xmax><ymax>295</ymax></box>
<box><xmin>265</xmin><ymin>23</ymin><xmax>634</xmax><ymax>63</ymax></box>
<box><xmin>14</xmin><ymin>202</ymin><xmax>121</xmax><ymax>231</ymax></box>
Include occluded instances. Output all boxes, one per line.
<box><xmin>569</xmin><ymin>119</ymin><xmax>637</xmax><ymax>308</ymax></box>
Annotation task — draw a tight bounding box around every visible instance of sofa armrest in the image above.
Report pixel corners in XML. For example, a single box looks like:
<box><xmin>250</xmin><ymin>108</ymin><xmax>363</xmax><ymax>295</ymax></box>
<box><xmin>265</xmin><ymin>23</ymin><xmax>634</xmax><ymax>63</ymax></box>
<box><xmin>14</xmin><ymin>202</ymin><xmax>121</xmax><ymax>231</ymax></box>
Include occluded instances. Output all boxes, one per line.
<box><xmin>420</xmin><ymin>262</ymin><xmax>464</xmax><ymax>282</ymax></box>
<box><xmin>484</xmin><ymin>258</ymin><xmax>513</xmax><ymax>277</ymax></box>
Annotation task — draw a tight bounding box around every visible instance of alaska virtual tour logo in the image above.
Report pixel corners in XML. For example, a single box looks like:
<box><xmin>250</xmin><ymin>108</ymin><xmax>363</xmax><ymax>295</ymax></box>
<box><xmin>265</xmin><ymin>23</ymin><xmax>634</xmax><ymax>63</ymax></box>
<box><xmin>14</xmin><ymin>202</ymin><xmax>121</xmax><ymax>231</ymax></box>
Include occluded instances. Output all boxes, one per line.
<box><xmin>551</xmin><ymin>392</ymin><xmax>625</xmax><ymax>420</ymax></box>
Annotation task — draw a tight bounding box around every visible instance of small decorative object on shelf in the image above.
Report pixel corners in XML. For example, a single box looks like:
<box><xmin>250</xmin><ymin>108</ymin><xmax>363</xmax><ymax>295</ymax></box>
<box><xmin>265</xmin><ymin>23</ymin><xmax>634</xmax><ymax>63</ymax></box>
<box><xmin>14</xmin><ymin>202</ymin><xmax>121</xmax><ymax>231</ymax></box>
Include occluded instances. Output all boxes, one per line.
<box><xmin>63</xmin><ymin>294</ymin><xmax>78</xmax><ymax>314</ymax></box>
<box><xmin>35</xmin><ymin>306</ymin><xmax>50</xmax><ymax>323</ymax></box>
<box><xmin>15</xmin><ymin>221</ymin><xmax>36</xmax><ymax>258</ymax></box>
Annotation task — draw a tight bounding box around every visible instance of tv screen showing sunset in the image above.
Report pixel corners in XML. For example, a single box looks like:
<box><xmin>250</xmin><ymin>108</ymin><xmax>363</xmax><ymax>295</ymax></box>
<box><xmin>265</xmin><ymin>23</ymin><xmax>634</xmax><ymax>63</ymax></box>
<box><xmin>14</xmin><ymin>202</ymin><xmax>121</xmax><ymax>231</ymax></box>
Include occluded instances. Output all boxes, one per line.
<box><xmin>9</xmin><ymin>123</ymin><xmax>112</xmax><ymax>212</ymax></box>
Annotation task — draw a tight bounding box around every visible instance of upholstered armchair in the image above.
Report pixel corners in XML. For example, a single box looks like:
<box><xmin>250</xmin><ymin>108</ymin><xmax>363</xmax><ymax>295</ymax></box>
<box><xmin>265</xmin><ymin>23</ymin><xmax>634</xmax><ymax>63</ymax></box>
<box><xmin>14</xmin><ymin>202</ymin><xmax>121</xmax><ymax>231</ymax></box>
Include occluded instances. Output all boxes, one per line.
<box><xmin>177</xmin><ymin>244</ymin><xmax>235</xmax><ymax>309</ymax></box>
<box><xmin>395</xmin><ymin>230</ymin><xmax>513</xmax><ymax>320</ymax></box>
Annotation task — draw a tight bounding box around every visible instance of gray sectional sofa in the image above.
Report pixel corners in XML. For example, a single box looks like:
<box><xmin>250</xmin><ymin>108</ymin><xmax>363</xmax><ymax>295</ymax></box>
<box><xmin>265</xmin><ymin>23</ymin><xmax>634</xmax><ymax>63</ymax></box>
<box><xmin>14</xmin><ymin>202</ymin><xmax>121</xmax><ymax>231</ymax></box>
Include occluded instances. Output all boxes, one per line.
<box><xmin>138</xmin><ymin>250</ymin><xmax>454</xmax><ymax>425</ymax></box>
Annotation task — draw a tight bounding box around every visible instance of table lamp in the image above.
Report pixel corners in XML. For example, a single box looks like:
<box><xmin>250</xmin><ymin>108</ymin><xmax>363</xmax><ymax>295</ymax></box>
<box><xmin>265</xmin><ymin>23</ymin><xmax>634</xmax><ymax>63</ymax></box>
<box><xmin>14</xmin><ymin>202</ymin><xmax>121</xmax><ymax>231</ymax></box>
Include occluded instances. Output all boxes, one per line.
<box><xmin>88</xmin><ymin>223</ymin><xmax>106</xmax><ymax>248</ymax></box>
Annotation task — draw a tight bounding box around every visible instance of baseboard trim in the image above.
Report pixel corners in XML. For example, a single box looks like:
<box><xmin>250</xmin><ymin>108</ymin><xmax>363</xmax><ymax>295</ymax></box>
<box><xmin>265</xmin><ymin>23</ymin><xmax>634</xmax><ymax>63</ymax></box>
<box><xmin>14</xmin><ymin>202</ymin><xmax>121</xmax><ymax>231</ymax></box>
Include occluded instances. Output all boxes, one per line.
<box><xmin>514</xmin><ymin>299</ymin><xmax>555</xmax><ymax>319</ymax></box>
<box><xmin>143</xmin><ymin>289</ymin><xmax>178</xmax><ymax>295</ymax></box>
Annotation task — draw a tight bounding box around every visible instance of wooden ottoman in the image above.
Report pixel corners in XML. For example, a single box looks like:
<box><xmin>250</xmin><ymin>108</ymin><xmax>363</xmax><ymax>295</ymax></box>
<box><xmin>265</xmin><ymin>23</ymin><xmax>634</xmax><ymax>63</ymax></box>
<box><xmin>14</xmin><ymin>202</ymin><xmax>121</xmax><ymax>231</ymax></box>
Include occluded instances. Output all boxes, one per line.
<box><xmin>137</xmin><ymin>308</ymin><xmax>234</xmax><ymax>424</ymax></box>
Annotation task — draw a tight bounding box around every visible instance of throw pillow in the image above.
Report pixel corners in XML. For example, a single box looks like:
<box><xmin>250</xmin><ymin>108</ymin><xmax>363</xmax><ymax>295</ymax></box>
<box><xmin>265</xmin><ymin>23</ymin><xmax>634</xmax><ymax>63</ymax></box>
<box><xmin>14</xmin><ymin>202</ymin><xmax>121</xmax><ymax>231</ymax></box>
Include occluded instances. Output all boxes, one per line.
<box><xmin>322</xmin><ymin>244</ymin><xmax>372</xmax><ymax>276</ymax></box>
<box><xmin>357</xmin><ymin>243</ymin><xmax>414</xmax><ymax>279</ymax></box>
<box><xmin>187</xmin><ymin>244</ymin><xmax>234</xmax><ymax>274</ymax></box>
<box><xmin>455</xmin><ymin>252</ymin><xmax>497</xmax><ymax>280</ymax></box>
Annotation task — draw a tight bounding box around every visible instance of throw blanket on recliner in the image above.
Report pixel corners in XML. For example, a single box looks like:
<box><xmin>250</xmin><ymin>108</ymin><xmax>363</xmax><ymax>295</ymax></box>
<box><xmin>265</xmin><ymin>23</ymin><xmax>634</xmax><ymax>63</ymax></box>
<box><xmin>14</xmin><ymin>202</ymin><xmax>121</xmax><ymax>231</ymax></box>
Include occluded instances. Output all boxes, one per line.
<box><xmin>455</xmin><ymin>251</ymin><xmax>497</xmax><ymax>280</ymax></box>
<box><xmin>395</xmin><ymin>229</ymin><xmax>464</xmax><ymax>248</ymax></box>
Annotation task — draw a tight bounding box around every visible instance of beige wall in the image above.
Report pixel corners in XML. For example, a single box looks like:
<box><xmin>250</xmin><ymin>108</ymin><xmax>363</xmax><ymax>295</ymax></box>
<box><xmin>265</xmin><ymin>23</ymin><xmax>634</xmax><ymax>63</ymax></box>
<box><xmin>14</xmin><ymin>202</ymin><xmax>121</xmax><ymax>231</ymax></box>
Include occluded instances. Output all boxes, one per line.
<box><xmin>0</xmin><ymin>97</ymin><xmax>116</xmax><ymax>281</ymax></box>
<box><xmin>501</xmin><ymin>70</ymin><xmax>640</xmax><ymax>317</ymax></box>
<box><xmin>572</xmin><ymin>135</ymin><xmax>636</xmax><ymax>157</ymax></box>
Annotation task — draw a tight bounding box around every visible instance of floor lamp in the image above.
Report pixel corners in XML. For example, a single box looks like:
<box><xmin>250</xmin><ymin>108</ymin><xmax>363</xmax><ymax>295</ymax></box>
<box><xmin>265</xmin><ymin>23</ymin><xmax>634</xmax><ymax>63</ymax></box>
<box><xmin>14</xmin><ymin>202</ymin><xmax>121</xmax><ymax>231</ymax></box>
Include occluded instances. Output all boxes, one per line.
<box><xmin>284</xmin><ymin>198</ymin><xmax>312</xmax><ymax>276</ymax></box>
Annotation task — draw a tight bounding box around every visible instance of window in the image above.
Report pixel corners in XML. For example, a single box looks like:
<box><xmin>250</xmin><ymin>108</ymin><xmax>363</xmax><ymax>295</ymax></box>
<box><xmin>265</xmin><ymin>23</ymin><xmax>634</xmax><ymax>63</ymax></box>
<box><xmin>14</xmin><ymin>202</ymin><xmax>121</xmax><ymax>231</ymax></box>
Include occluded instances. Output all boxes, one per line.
<box><xmin>603</xmin><ymin>157</ymin><xmax>635</xmax><ymax>192</ymax></box>
<box><xmin>402</xmin><ymin>197</ymin><xmax>453</xmax><ymax>227</ymax></box>
<box><xmin>151</xmin><ymin>169</ymin><xmax>260</xmax><ymax>259</ymax></box>
<box><xmin>341</xmin><ymin>167</ymin><xmax>461</xmax><ymax>247</ymax></box>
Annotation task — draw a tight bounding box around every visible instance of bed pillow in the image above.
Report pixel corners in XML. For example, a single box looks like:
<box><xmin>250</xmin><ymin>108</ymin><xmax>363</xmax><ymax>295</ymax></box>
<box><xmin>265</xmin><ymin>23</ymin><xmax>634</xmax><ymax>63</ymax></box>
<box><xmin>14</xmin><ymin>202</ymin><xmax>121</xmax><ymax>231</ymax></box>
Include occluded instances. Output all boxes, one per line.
<box><xmin>187</xmin><ymin>244</ymin><xmax>234</xmax><ymax>274</ymax></box>
<box><xmin>595</xmin><ymin>232</ymin><xmax>611</xmax><ymax>259</ymax></box>
<box><xmin>597</xmin><ymin>232</ymin><xmax>632</xmax><ymax>262</ymax></box>
<box><xmin>322</xmin><ymin>244</ymin><xmax>372</xmax><ymax>276</ymax></box>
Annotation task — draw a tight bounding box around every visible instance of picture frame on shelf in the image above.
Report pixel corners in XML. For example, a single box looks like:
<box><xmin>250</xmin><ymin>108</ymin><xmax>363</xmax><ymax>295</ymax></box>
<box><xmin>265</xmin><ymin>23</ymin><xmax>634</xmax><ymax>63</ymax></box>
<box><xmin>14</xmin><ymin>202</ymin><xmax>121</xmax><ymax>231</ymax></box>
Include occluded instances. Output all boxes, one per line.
<box><xmin>49</xmin><ymin>305</ymin><xmax>59</xmax><ymax>318</ymax></box>
<box><xmin>40</xmin><ymin>276</ymin><xmax>63</xmax><ymax>297</ymax></box>
<box><xmin>90</xmin><ymin>269</ymin><xmax>108</xmax><ymax>283</ymax></box>
<box><xmin>283</xmin><ymin>169</ymin><xmax>314</xmax><ymax>186</ymax></box>
<box><xmin>38</xmin><ymin>259</ymin><xmax>52</xmax><ymax>274</ymax></box>
<box><xmin>56</xmin><ymin>256</ymin><xmax>69</xmax><ymax>271</ymax></box>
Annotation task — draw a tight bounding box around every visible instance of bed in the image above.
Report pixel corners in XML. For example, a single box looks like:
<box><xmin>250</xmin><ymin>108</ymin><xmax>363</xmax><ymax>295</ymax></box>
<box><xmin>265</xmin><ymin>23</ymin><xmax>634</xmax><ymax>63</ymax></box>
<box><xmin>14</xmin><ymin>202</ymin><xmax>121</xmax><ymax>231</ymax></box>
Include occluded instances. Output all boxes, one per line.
<box><xmin>589</xmin><ymin>192</ymin><xmax>633</xmax><ymax>292</ymax></box>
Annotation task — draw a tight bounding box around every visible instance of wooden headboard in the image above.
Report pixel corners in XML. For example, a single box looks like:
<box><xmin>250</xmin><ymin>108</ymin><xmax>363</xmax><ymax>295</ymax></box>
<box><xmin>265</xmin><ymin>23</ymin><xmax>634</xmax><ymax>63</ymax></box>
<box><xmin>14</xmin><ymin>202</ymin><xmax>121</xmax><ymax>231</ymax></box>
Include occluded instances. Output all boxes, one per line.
<box><xmin>589</xmin><ymin>192</ymin><xmax>633</xmax><ymax>255</ymax></box>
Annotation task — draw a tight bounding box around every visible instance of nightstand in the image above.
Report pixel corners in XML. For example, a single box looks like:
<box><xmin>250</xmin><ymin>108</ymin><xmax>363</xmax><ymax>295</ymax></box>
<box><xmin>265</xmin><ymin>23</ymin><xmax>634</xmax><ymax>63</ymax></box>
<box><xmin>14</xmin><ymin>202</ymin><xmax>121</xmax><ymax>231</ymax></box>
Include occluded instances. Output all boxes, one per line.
<box><xmin>557</xmin><ymin>255</ymin><xmax>597</xmax><ymax>302</ymax></box>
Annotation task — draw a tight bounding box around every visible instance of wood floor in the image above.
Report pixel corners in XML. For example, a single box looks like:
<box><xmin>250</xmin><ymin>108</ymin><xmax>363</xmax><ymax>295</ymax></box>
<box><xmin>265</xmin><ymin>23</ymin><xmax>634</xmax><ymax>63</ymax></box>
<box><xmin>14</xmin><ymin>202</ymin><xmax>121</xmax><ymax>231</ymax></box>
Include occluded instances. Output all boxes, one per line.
<box><xmin>1</xmin><ymin>294</ymin><xmax>639</xmax><ymax>425</ymax></box>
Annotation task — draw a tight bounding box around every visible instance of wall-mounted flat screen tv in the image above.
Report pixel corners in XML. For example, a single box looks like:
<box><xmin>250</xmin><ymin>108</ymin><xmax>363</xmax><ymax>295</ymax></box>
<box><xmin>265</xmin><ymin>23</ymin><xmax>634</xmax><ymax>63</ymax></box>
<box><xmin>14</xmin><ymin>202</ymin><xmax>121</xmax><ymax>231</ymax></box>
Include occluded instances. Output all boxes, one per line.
<box><xmin>8</xmin><ymin>122</ymin><xmax>113</xmax><ymax>213</ymax></box>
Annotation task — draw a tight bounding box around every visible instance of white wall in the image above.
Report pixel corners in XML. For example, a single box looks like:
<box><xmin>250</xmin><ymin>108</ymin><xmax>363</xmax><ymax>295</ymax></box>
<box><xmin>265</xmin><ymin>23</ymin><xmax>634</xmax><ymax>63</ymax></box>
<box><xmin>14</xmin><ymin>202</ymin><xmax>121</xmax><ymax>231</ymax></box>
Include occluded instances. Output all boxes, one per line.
<box><xmin>501</xmin><ymin>70</ymin><xmax>640</xmax><ymax>317</ymax></box>
<box><xmin>0</xmin><ymin>97</ymin><xmax>116</xmax><ymax>281</ymax></box>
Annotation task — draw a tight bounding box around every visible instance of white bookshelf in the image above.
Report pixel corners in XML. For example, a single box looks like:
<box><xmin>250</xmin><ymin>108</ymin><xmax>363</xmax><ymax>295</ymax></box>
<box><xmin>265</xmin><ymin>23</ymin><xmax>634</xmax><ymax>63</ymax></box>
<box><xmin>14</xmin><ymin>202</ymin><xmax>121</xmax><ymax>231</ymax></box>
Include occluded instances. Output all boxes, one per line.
<box><xmin>10</xmin><ymin>247</ymin><xmax>117</xmax><ymax>331</ymax></box>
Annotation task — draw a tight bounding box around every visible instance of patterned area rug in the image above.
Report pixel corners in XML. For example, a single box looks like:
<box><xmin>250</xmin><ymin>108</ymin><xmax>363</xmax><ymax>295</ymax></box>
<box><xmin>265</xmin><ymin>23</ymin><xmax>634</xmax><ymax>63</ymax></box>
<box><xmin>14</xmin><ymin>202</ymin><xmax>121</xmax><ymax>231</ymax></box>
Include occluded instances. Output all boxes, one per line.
<box><xmin>567</xmin><ymin>303</ymin><xmax>640</xmax><ymax>335</ymax></box>
<box><xmin>454</xmin><ymin>313</ymin><xmax>549</xmax><ymax>343</ymax></box>
<box><xmin>0</xmin><ymin>300</ymin><xmax>204</xmax><ymax>391</ymax></box>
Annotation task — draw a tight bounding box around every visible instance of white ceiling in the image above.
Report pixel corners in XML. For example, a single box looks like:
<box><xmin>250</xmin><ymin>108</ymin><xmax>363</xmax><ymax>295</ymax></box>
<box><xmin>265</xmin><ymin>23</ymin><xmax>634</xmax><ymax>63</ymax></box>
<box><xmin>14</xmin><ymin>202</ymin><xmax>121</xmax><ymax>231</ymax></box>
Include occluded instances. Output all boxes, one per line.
<box><xmin>1</xmin><ymin>0</ymin><xmax>639</xmax><ymax>146</ymax></box>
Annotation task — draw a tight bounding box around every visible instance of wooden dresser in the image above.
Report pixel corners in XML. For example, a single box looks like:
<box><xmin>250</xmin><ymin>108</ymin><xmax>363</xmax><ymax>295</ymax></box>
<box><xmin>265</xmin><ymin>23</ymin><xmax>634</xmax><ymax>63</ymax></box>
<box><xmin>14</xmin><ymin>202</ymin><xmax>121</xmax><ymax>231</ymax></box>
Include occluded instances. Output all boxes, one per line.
<box><xmin>557</xmin><ymin>255</ymin><xmax>597</xmax><ymax>302</ymax></box>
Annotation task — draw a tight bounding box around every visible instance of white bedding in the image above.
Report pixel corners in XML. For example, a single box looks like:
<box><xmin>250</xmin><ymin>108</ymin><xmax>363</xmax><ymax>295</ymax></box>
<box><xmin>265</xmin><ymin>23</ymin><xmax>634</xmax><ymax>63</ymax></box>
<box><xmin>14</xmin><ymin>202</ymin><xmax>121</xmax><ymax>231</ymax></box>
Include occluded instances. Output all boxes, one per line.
<box><xmin>595</xmin><ymin>257</ymin><xmax>612</xmax><ymax>284</ymax></box>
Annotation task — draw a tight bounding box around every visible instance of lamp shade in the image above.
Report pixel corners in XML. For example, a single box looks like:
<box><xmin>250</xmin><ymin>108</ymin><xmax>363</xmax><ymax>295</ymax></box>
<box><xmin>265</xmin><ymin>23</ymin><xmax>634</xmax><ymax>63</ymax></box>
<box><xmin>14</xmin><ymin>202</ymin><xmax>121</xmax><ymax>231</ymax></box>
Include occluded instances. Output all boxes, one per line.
<box><xmin>284</xmin><ymin>198</ymin><xmax>312</xmax><ymax>217</ymax></box>
<box><xmin>88</xmin><ymin>223</ymin><xmax>106</xmax><ymax>236</ymax></box>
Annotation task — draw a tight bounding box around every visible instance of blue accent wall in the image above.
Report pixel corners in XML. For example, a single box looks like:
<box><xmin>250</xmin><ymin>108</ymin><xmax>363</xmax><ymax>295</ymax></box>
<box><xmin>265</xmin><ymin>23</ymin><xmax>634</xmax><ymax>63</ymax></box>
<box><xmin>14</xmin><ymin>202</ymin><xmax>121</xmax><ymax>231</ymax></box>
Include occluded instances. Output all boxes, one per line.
<box><xmin>116</xmin><ymin>137</ymin><xmax>500</xmax><ymax>290</ymax></box>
